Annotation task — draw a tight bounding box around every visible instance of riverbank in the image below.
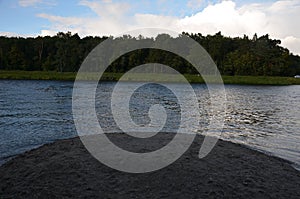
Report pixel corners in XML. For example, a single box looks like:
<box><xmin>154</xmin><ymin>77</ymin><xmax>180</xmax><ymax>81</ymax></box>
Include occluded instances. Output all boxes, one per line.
<box><xmin>0</xmin><ymin>70</ymin><xmax>300</xmax><ymax>85</ymax></box>
<box><xmin>0</xmin><ymin>133</ymin><xmax>299</xmax><ymax>198</ymax></box>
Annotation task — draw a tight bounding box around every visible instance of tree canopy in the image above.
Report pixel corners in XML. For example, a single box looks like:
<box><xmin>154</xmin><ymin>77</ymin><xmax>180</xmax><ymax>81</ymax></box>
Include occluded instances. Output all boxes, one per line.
<box><xmin>0</xmin><ymin>31</ymin><xmax>299</xmax><ymax>76</ymax></box>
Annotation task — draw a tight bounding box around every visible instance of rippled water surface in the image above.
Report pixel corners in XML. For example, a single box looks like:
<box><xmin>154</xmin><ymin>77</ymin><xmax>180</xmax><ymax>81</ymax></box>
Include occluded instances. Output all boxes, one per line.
<box><xmin>0</xmin><ymin>80</ymin><xmax>299</xmax><ymax>168</ymax></box>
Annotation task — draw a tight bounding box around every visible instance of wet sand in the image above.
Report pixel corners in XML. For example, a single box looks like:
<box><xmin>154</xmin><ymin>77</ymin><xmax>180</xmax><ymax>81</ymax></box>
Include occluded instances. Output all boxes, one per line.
<box><xmin>0</xmin><ymin>133</ymin><xmax>300</xmax><ymax>198</ymax></box>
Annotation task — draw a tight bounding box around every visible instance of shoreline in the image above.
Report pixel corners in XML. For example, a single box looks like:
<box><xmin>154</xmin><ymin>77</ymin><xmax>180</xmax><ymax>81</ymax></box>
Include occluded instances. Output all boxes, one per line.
<box><xmin>1</xmin><ymin>135</ymin><xmax>299</xmax><ymax>171</ymax></box>
<box><xmin>1</xmin><ymin>133</ymin><xmax>299</xmax><ymax>198</ymax></box>
<box><xmin>1</xmin><ymin>70</ymin><xmax>300</xmax><ymax>85</ymax></box>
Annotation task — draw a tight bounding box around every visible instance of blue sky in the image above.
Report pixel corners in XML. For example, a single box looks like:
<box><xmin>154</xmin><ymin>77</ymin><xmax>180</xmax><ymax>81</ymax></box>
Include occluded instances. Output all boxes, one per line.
<box><xmin>0</xmin><ymin>0</ymin><xmax>277</xmax><ymax>35</ymax></box>
<box><xmin>0</xmin><ymin>0</ymin><xmax>300</xmax><ymax>54</ymax></box>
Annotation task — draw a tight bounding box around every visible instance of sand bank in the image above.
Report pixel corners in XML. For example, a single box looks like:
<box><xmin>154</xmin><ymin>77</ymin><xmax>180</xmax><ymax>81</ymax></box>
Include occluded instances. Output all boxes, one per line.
<box><xmin>1</xmin><ymin>133</ymin><xmax>300</xmax><ymax>198</ymax></box>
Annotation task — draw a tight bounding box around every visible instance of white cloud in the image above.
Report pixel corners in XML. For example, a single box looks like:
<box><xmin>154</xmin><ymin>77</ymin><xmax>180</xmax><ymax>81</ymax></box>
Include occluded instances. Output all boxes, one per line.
<box><xmin>282</xmin><ymin>36</ymin><xmax>300</xmax><ymax>55</ymax></box>
<box><xmin>134</xmin><ymin>14</ymin><xmax>178</xmax><ymax>29</ymax></box>
<box><xmin>37</xmin><ymin>0</ymin><xmax>133</xmax><ymax>36</ymax></box>
<box><xmin>19</xmin><ymin>0</ymin><xmax>56</xmax><ymax>7</ymax></box>
<box><xmin>179</xmin><ymin>1</ymin><xmax>244</xmax><ymax>35</ymax></box>
<box><xmin>79</xmin><ymin>0</ymin><xmax>130</xmax><ymax>20</ymax></box>
<box><xmin>0</xmin><ymin>31</ymin><xmax>36</xmax><ymax>37</ymax></box>
<box><xmin>37</xmin><ymin>0</ymin><xmax>300</xmax><ymax>54</ymax></box>
<box><xmin>19</xmin><ymin>0</ymin><xmax>42</xmax><ymax>7</ymax></box>
<box><xmin>187</xmin><ymin>0</ymin><xmax>205</xmax><ymax>9</ymax></box>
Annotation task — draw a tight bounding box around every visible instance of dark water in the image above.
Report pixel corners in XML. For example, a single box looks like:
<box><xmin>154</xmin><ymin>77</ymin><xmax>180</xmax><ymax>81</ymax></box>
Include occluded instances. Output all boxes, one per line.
<box><xmin>0</xmin><ymin>80</ymin><xmax>299</xmax><ymax>169</ymax></box>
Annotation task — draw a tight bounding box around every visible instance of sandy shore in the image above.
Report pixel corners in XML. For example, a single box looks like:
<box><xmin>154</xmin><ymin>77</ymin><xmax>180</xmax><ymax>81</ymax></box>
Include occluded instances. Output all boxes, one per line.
<box><xmin>1</xmin><ymin>133</ymin><xmax>300</xmax><ymax>198</ymax></box>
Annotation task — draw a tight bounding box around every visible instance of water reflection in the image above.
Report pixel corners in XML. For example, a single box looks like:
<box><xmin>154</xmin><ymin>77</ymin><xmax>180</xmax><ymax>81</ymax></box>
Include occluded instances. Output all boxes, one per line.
<box><xmin>0</xmin><ymin>80</ymin><xmax>76</xmax><ymax>163</ymax></box>
<box><xmin>223</xmin><ymin>85</ymin><xmax>300</xmax><ymax>166</ymax></box>
<box><xmin>0</xmin><ymin>80</ymin><xmax>299</xmax><ymax>168</ymax></box>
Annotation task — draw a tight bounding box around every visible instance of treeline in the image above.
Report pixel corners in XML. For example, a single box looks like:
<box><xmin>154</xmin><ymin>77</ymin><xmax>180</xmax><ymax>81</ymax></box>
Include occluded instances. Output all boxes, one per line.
<box><xmin>0</xmin><ymin>31</ymin><xmax>299</xmax><ymax>76</ymax></box>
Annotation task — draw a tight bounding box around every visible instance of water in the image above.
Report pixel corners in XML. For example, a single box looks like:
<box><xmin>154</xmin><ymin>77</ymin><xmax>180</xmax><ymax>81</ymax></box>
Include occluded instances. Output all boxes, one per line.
<box><xmin>0</xmin><ymin>80</ymin><xmax>76</xmax><ymax>163</ymax></box>
<box><xmin>0</xmin><ymin>80</ymin><xmax>299</xmax><ymax>169</ymax></box>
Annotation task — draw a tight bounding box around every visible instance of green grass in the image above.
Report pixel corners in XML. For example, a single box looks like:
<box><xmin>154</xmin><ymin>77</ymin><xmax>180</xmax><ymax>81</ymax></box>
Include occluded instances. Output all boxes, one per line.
<box><xmin>0</xmin><ymin>70</ymin><xmax>300</xmax><ymax>85</ymax></box>
<box><xmin>0</xmin><ymin>70</ymin><xmax>76</xmax><ymax>81</ymax></box>
<box><xmin>221</xmin><ymin>75</ymin><xmax>300</xmax><ymax>85</ymax></box>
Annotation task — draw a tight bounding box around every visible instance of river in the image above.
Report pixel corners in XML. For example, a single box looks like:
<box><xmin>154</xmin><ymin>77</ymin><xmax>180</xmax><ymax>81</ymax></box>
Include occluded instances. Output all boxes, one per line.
<box><xmin>0</xmin><ymin>80</ymin><xmax>299</xmax><ymax>170</ymax></box>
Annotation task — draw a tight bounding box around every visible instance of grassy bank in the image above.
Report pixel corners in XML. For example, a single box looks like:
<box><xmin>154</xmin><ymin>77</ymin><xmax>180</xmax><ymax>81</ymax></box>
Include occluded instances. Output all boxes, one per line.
<box><xmin>0</xmin><ymin>70</ymin><xmax>76</xmax><ymax>81</ymax></box>
<box><xmin>0</xmin><ymin>70</ymin><xmax>300</xmax><ymax>85</ymax></box>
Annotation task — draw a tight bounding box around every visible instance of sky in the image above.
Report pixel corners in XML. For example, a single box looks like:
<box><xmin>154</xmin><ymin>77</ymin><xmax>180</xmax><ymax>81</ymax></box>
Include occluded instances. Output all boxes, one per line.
<box><xmin>0</xmin><ymin>0</ymin><xmax>300</xmax><ymax>55</ymax></box>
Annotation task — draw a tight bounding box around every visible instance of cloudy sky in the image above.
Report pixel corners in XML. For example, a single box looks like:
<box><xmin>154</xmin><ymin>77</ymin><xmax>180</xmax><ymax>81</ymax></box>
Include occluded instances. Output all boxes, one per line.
<box><xmin>1</xmin><ymin>0</ymin><xmax>300</xmax><ymax>54</ymax></box>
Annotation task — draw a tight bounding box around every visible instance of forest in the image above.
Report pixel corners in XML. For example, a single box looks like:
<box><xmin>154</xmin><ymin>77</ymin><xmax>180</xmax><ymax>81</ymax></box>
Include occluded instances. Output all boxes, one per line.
<box><xmin>0</xmin><ymin>31</ymin><xmax>299</xmax><ymax>77</ymax></box>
